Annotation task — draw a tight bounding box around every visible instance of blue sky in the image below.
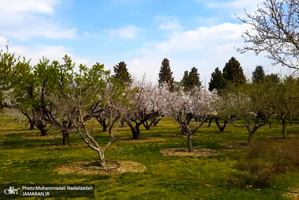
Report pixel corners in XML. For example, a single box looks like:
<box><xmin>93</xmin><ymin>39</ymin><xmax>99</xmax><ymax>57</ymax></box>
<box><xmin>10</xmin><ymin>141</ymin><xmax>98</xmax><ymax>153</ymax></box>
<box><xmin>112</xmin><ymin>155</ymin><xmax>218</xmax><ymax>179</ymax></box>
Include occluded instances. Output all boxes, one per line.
<box><xmin>0</xmin><ymin>0</ymin><xmax>294</xmax><ymax>86</ymax></box>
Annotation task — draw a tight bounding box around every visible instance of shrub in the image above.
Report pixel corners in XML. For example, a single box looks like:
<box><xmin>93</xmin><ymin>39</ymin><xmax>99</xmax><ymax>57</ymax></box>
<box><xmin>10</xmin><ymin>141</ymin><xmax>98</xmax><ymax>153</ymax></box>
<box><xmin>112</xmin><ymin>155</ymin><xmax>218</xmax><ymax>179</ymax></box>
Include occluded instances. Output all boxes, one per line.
<box><xmin>228</xmin><ymin>139</ymin><xmax>299</xmax><ymax>188</ymax></box>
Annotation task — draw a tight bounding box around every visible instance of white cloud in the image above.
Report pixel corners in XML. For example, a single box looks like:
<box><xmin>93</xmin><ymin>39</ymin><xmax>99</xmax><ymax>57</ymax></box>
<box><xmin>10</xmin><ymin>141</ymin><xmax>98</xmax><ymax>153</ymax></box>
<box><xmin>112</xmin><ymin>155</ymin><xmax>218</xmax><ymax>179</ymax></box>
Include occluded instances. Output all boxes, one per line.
<box><xmin>8</xmin><ymin>44</ymin><xmax>71</xmax><ymax>64</ymax></box>
<box><xmin>0</xmin><ymin>0</ymin><xmax>77</xmax><ymax>40</ymax></box>
<box><xmin>155</xmin><ymin>23</ymin><xmax>248</xmax><ymax>52</ymax></box>
<box><xmin>3</xmin><ymin>27</ymin><xmax>77</xmax><ymax>40</ymax></box>
<box><xmin>0</xmin><ymin>35</ymin><xmax>8</xmax><ymax>46</ymax></box>
<box><xmin>124</xmin><ymin>22</ymin><xmax>290</xmax><ymax>85</ymax></box>
<box><xmin>0</xmin><ymin>0</ymin><xmax>59</xmax><ymax>14</ymax></box>
<box><xmin>206</xmin><ymin>0</ymin><xmax>264</xmax><ymax>10</ymax></box>
<box><xmin>1</xmin><ymin>42</ymin><xmax>94</xmax><ymax>74</ymax></box>
<box><xmin>109</xmin><ymin>25</ymin><xmax>141</xmax><ymax>39</ymax></box>
<box><xmin>159</xmin><ymin>20</ymin><xmax>182</xmax><ymax>31</ymax></box>
<box><xmin>83</xmin><ymin>32</ymin><xmax>91</xmax><ymax>38</ymax></box>
<box><xmin>195</xmin><ymin>0</ymin><xmax>265</xmax><ymax>18</ymax></box>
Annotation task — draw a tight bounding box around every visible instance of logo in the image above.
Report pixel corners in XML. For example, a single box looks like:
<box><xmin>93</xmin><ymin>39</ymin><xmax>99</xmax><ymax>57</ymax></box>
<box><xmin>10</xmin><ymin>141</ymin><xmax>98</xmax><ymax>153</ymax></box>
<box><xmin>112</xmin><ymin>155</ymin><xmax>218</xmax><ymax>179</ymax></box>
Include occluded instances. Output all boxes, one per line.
<box><xmin>3</xmin><ymin>183</ymin><xmax>21</xmax><ymax>198</ymax></box>
<box><xmin>4</xmin><ymin>186</ymin><xmax>20</xmax><ymax>195</ymax></box>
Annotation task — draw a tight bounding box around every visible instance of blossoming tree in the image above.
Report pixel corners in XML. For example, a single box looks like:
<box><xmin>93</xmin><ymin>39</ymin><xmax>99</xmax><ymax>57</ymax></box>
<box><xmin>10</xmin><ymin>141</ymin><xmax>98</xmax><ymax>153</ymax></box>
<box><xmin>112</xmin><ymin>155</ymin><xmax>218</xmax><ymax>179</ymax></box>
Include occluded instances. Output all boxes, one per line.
<box><xmin>166</xmin><ymin>87</ymin><xmax>217</xmax><ymax>152</ymax></box>
<box><xmin>124</xmin><ymin>83</ymin><xmax>168</xmax><ymax>139</ymax></box>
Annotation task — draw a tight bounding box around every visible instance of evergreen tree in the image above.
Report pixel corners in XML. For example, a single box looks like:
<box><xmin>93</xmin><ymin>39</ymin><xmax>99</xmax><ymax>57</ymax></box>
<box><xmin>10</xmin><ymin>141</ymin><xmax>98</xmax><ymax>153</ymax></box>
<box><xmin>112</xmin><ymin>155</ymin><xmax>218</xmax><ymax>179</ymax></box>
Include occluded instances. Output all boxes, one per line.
<box><xmin>252</xmin><ymin>65</ymin><xmax>265</xmax><ymax>83</ymax></box>
<box><xmin>265</xmin><ymin>73</ymin><xmax>280</xmax><ymax>83</ymax></box>
<box><xmin>113</xmin><ymin>61</ymin><xmax>132</xmax><ymax>84</ymax></box>
<box><xmin>209</xmin><ymin>67</ymin><xmax>225</xmax><ymax>91</ymax></box>
<box><xmin>181</xmin><ymin>71</ymin><xmax>189</xmax><ymax>89</ymax></box>
<box><xmin>181</xmin><ymin>67</ymin><xmax>201</xmax><ymax>91</ymax></box>
<box><xmin>189</xmin><ymin>67</ymin><xmax>201</xmax><ymax>87</ymax></box>
<box><xmin>223</xmin><ymin>57</ymin><xmax>246</xmax><ymax>85</ymax></box>
<box><xmin>158</xmin><ymin>58</ymin><xmax>174</xmax><ymax>90</ymax></box>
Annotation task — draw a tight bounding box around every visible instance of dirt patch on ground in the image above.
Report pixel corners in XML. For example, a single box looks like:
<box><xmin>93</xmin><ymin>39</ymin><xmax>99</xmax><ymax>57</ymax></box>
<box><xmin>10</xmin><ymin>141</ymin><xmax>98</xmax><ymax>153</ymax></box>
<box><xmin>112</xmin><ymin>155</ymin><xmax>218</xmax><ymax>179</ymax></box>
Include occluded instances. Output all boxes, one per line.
<box><xmin>219</xmin><ymin>142</ymin><xmax>249</xmax><ymax>149</ymax></box>
<box><xmin>54</xmin><ymin>160</ymin><xmax>146</xmax><ymax>175</ymax></box>
<box><xmin>23</xmin><ymin>135</ymin><xmax>62</xmax><ymax>140</ymax></box>
<box><xmin>167</xmin><ymin>134</ymin><xmax>198</xmax><ymax>138</ymax></box>
<box><xmin>160</xmin><ymin>148</ymin><xmax>217</xmax><ymax>157</ymax></box>
<box><xmin>284</xmin><ymin>188</ymin><xmax>299</xmax><ymax>200</ymax></box>
<box><xmin>115</xmin><ymin>137</ymin><xmax>165</xmax><ymax>143</ymax></box>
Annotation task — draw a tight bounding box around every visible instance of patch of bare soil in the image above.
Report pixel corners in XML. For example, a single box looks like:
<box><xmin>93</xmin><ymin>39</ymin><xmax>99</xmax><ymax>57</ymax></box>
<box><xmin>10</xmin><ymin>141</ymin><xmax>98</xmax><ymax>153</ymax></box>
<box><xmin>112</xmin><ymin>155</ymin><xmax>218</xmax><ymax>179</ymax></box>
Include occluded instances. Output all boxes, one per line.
<box><xmin>167</xmin><ymin>134</ymin><xmax>198</xmax><ymax>138</ymax></box>
<box><xmin>284</xmin><ymin>188</ymin><xmax>299</xmax><ymax>200</ymax></box>
<box><xmin>54</xmin><ymin>160</ymin><xmax>146</xmax><ymax>175</ymax></box>
<box><xmin>115</xmin><ymin>137</ymin><xmax>165</xmax><ymax>143</ymax></box>
<box><xmin>23</xmin><ymin>135</ymin><xmax>62</xmax><ymax>140</ymax></box>
<box><xmin>160</xmin><ymin>148</ymin><xmax>217</xmax><ymax>157</ymax></box>
<box><xmin>219</xmin><ymin>142</ymin><xmax>249</xmax><ymax>149</ymax></box>
<box><xmin>35</xmin><ymin>142</ymin><xmax>88</xmax><ymax>149</ymax></box>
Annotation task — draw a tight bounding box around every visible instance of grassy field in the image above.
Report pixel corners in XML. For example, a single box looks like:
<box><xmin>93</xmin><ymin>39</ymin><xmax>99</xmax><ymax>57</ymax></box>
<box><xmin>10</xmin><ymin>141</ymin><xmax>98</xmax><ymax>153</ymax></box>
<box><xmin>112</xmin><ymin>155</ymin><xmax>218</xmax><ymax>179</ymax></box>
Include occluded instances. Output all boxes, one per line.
<box><xmin>1</xmin><ymin>116</ymin><xmax>299</xmax><ymax>200</ymax></box>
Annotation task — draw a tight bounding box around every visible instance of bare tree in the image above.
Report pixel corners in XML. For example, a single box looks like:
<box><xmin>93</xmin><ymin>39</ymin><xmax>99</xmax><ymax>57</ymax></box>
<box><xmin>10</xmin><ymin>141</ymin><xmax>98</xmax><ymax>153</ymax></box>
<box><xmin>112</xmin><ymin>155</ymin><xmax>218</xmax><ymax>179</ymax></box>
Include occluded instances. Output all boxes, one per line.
<box><xmin>70</xmin><ymin>81</ymin><xmax>133</xmax><ymax>169</ymax></box>
<box><xmin>237</xmin><ymin>0</ymin><xmax>299</xmax><ymax>69</ymax></box>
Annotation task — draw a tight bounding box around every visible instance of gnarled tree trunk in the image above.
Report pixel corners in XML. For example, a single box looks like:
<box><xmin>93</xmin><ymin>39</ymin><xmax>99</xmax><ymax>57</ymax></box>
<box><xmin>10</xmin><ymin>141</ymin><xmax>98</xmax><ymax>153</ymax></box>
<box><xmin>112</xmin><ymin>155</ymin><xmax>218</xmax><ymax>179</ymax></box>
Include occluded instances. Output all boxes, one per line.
<box><xmin>29</xmin><ymin>121</ymin><xmax>35</xmax><ymax>130</ymax></box>
<box><xmin>96</xmin><ymin>117</ymin><xmax>108</xmax><ymax>132</ymax></box>
<box><xmin>62</xmin><ymin>129</ymin><xmax>71</xmax><ymax>146</ymax></box>
<box><xmin>215</xmin><ymin>118</ymin><xmax>228</xmax><ymax>132</ymax></box>
<box><xmin>35</xmin><ymin>120</ymin><xmax>48</xmax><ymax>136</ymax></box>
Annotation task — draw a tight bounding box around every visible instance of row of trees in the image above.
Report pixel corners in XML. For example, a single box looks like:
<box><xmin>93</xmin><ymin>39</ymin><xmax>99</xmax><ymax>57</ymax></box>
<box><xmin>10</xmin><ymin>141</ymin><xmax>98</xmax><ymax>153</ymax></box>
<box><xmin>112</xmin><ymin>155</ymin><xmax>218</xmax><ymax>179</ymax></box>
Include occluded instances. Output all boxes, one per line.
<box><xmin>1</xmin><ymin>0</ymin><xmax>298</xmax><ymax>168</ymax></box>
<box><xmin>1</xmin><ymin>47</ymin><xmax>299</xmax><ymax>167</ymax></box>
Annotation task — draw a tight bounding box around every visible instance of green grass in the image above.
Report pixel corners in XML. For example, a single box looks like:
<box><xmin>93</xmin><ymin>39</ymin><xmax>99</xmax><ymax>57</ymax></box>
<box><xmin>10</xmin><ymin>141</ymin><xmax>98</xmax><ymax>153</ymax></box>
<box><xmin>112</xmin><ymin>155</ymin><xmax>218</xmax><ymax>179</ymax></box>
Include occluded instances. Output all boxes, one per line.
<box><xmin>1</xmin><ymin>116</ymin><xmax>299</xmax><ymax>199</ymax></box>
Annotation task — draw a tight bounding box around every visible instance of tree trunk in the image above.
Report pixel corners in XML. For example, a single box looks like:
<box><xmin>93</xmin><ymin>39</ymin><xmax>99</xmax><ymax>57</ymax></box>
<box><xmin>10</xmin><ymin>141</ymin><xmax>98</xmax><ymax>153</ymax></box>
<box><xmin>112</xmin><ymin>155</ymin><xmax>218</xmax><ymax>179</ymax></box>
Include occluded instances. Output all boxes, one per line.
<box><xmin>97</xmin><ymin>151</ymin><xmax>106</xmax><ymax>169</ymax></box>
<box><xmin>35</xmin><ymin>120</ymin><xmax>47</xmax><ymax>136</ymax></box>
<box><xmin>187</xmin><ymin>136</ymin><xmax>193</xmax><ymax>152</ymax></box>
<box><xmin>132</xmin><ymin>125</ymin><xmax>140</xmax><ymax>139</ymax></box>
<box><xmin>143</xmin><ymin>120</ymin><xmax>151</xmax><ymax>130</ymax></box>
<box><xmin>126</xmin><ymin>120</ymin><xmax>141</xmax><ymax>140</ymax></box>
<box><xmin>96</xmin><ymin>117</ymin><xmax>108</xmax><ymax>132</ymax></box>
<box><xmin>246</xmin><ymin>125</ymin><xmax>259</xmax><ymax>144</ymax></box>
<box><xmin>120</xmin><ymin>119</ymin><xmax>125</xmax><ymax>127</ymax></box>
<box><xmin>102</xmin><ymin>123</ymin><xmax>107</xmax><ymax>132</ymax></box>
<box><xmin>62</xmin><ymin>130</ymin><xmax>71</xmax><ymax>146</ymax></box>
<box><xmin>40</xmin><ymin>128</ymin><xmax>47</xmax><ymax>136</ymax></box>
<box><xmin>153</xmin><ymin>117</ymin><xmax>163</xmax><ymax>127</ymax></box>
<box><xmin>248</xmin><ymin>132</ymin><xmax>253</xmax><ymax>144</ymax></box>
<box><xmin>29</xmin><ymin>121</ymin><xmax>35</xmax><ymax>130</ymax></box>
<box><xmin>282</xmin><ymin>118</ymin><xmax>287</xmax><ymax>139</ymax></box>
<box><xmin>208</xmin><ymin>117</ymin><xmax>213</xmax><ymax>127</ymax></box>
<box><xmin>215</xmin><ymin>118</ymin><xmax>227</xmax><ymax>132</ymax></box>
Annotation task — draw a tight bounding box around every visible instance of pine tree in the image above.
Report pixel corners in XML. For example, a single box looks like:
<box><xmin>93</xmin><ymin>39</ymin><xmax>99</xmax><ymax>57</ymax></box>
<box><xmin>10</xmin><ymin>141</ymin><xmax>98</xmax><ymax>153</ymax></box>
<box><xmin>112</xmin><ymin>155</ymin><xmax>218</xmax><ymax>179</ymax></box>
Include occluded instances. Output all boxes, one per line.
<box><xmin>209</xmin><ymin>67</ymin><xmax>225</xmax><ymax>91</ymax></box>
<box><xmin>113</xmin><ymin>61</ymin><xmax>132</xmax><ymax>84</ymax></box>
<box><xmin>223</xmin><ymin>57</ymin><xmax>246</xmax><ymax>85</ymax></box>
<box><xmin>252</xmin><ymin>66</ymin><xmax>265</xmax><ymax>83</ymax></box>
<box><xmin>158</xmin><ymin>58</ymin><xmax>174</xmax><ymax>90</ymax></box>
<box><xmin>181</xmin><ymin>67</ymin><xmax>201</xmax><ymax>91</ymax></box>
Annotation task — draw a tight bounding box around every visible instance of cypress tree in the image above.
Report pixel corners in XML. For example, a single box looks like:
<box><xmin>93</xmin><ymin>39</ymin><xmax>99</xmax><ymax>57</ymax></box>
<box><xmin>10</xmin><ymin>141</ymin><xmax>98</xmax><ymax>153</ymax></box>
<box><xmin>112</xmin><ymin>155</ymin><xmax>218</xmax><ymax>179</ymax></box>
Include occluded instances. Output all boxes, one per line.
<box><xmin>223</xmin><ymin>57</ymin><xmax>246</xmax><ymax>85</ymax></box>
<box><xmin>252</xmin><ymin>65</ymin><xmax>265</xmax><ymax>83</ymax></box>
<box><xmin>209</xmin><ymin>67</ymin><xmax>225</xmax><ymax>91</ymax></box>
<box><xmin>158</xmin><ymin>58</ymin><xmax>174</xmax><ymax>90</ymax></box>
<box><xmin>113</xmin><ymin>61</ymin><xmax>132</xmax><ymax>84</ymax></box>
<box><xmin>181</xmin><ymin>67</ymin><xmax>201</xmax><ymax>91</ymax></box>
